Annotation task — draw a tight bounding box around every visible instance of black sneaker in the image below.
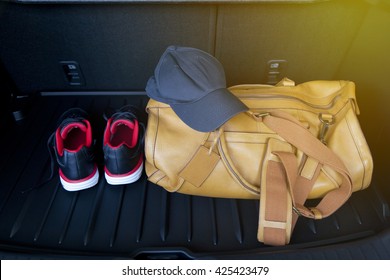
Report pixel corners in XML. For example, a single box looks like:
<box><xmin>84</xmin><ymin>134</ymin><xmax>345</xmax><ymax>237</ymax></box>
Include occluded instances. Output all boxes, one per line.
<box><xmin>51</xmin><ymin>108</ymin><xmax>99</xmax><ymax>191</ymax></box>
<box><xmin>103</xmin><ymin>105</ymin><xmax>144</xmax><ymax>185</ymax></box>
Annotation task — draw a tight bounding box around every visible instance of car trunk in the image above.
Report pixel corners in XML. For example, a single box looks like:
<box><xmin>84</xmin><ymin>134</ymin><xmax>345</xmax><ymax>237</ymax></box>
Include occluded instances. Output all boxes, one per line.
<box><xmin>1</xmin><ymin>0</ymin><xmax>390</xmax><ymax>259</ymax></box>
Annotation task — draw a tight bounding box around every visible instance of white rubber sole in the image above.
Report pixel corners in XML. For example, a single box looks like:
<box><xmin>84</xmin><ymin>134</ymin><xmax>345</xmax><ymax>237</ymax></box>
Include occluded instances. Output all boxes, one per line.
<box><xmin>105</xmin><ymin>162</ymin><xmax>143</xmax><ymax>185</ymax></box>
<box><xmin>60</xmin><ymin>169</ymin><xmax>99</xmax><ymax>191</ymax></box>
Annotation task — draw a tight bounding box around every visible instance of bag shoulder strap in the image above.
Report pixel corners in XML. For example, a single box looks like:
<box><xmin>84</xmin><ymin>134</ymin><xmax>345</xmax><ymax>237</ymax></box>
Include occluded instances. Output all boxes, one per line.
<box><xmin>258</xmin><ymin>111</ymin><xmax>352</xmax><ymax>245</ymax></box>
<box><xmin>261</xmin><ymin>110</ymin><xmax>353</xmax><ymax>219</ymax></box>
<box><xmin>218</xmin><ymin>110</ymin><xmax>353</xmax><ymax>245</ymax></box>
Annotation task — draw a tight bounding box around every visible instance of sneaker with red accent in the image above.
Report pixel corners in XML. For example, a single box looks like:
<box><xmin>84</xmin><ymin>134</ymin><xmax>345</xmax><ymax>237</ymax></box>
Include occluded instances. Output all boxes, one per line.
<box><xmin>52</xmin><ymin>108</ymin><xmax>99</xmax><ymax>191</ymax></box>
<box><xmin>103</xmin><ymin>105</ymin><xmax>144</xmax><ymax>185</ymax></box>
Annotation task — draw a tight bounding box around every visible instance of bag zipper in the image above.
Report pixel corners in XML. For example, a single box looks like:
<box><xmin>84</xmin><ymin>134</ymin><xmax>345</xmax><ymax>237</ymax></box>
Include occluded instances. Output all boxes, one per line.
<box><xmin>218</xmin><ymin>140</ymin><xmax>260</xmax><ymax>195</ymax></box>
<box><xmin>238</xmin><ymin>94</ymin><xmax>342</xmax><ymax>110</ymax></box>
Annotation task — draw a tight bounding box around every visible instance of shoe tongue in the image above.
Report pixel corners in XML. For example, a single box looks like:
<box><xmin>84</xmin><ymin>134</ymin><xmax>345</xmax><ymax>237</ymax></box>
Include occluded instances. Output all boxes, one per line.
<box><xmin>61</xmin><ymin>122</ymin><xmax>87</xmax><ymax>138</ymax></box>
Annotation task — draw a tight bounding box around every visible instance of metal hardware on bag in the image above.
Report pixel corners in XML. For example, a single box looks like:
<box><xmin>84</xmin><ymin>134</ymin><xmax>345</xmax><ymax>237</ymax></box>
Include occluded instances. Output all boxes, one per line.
<box><xmin>249</xmin><ymin>112</ymin><xmax>270</xmax><ymax>121</ymax></box>
<box><xmin>293</xmin><ymin>206</ymin><xmax>321</xmax><ymax>219</ymax></box>
<box><xmin>292</xmin><ymin>206</ymin><xmax>302</xmax><ymax>216</ymax></box>
<box><xmin>255</xmin><ymin>112</ymin><xmax>270</xmax><ymax>118</ymax></box>
<box><xmin>318</xmin><ymin>113</ymin><xmax>335</xmax><ymax>145</ymax></box>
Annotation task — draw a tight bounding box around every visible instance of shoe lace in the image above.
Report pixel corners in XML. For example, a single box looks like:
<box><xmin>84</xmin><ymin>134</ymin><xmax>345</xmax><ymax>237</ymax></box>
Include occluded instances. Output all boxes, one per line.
<box><xmin>104</xmin><ymin>105</ymin><xmax>146</xmax><ymax>157</ymax></box>
<box><xmin>21</xmin><ymin>110</ymin><xmax>89</xmax><ymax>194</ymax></box>
<box><xmin>21</xmin><ymin>132</ymin><xmax>57</xmax><ymax>194</ymax></box>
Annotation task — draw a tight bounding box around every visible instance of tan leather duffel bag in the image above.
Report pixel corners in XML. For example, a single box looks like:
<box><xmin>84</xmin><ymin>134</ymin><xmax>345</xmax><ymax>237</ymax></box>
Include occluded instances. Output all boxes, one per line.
<box><xmin>144</xmin><ymin>78</ymin><xmax>373</xmax><ymax>246</ymax></box>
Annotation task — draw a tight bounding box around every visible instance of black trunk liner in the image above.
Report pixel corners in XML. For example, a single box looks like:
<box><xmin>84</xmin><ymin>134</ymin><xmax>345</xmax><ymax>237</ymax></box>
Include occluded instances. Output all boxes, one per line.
<box><xmin>0</xmin><ymin>94</ymin><xmax>389</xmax><ymax>259</ymax></box>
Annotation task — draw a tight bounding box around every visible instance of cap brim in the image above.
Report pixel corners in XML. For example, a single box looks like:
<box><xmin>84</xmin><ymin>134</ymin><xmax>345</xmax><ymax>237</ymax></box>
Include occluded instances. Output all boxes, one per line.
<box><xmin>171</xmin><ymin>88</ymin><xmax>248</xmax><ymax>132</ymax></box>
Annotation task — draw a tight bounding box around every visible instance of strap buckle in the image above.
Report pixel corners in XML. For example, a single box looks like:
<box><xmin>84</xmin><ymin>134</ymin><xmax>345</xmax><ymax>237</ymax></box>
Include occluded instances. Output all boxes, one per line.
<box><xmin>292</xmin><ymin>205</ymin><xmax>302</xmax><ymax>216</ymax></box>
<box><xmin>318</xmin><ymin>113</ymin><xmax>335</xmax><ymax>145</ymax></box>
<box><xmin>247</xmin><ymin>111</ymin><xmax>269</xmax><ymax>121</ymax></box>
<box><xmin>292</xmin><ymin>205</ymin><xmax>323</xmax><ymax>219</ymax></box>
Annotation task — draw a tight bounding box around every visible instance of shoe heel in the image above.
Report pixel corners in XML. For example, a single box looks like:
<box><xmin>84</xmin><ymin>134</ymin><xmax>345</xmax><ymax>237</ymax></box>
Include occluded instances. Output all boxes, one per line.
<box><xmin>105</xmin><ymin>161</ymin><xmax>143</xmax><ymax>186</ymax></box>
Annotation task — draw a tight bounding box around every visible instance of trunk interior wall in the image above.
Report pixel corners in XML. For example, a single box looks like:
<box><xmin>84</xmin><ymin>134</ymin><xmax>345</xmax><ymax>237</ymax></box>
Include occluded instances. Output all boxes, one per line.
<box><xmin>1</xmin><ymin>0</ymin><xmax>387</xmax><ymax>196</ymax></box>
<box><xmin>335</xmin><ymin>1</ymin><xmax>390</xmax><ymax>201</ymax></box>
<box><xmin>215</xmin><ymin>1</ymin><xmax>369</xmax><ymax>85</ymax></box>
<box><xmin>0</xmin><ymin>3</ymin><xmax>217</xmax><ymax>93</ymax></box>
<box><xmin>0</xmin><ymin>64</ymin><xmax>11</xmax><ymax>127</ymax></box>
<box><xmin>0</xmin><ymin>0</ymin><xmax>369</xmax><ymax>93</ymax></box>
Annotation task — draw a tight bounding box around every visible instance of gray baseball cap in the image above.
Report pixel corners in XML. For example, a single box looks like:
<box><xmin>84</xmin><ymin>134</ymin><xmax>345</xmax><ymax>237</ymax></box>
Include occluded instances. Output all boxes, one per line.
<box><xmin>146</xmin><ymin>45</ymin><xmax>248</xmax><ymax>132</ymax></box>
